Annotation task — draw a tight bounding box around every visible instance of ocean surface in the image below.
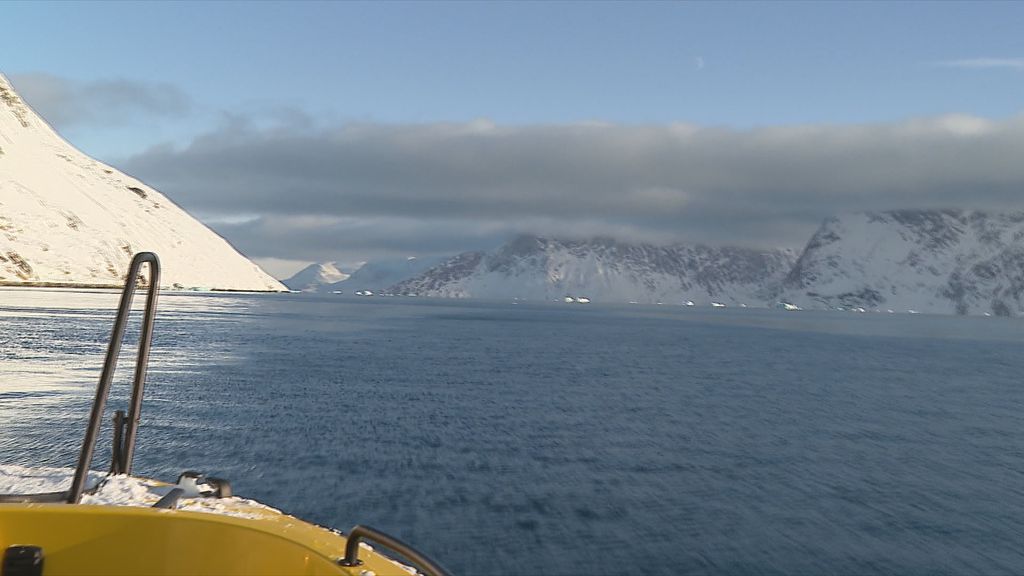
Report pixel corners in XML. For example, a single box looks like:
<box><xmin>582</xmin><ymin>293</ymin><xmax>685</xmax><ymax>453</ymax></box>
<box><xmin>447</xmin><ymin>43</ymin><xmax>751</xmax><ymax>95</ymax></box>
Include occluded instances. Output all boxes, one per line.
<box><xmin>4</xmin><ymin>289</ymin><xmax>1024</xmax><ymax>575</ymax></box>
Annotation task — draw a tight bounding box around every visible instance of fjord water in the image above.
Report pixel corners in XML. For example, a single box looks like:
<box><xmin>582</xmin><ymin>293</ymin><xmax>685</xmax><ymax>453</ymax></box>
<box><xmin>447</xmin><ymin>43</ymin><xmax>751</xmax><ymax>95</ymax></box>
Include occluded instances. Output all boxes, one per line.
<box><xmin>4</xmin><ymin>291</ymin><xmax>1024</xmax><ymax>575</ymax></box>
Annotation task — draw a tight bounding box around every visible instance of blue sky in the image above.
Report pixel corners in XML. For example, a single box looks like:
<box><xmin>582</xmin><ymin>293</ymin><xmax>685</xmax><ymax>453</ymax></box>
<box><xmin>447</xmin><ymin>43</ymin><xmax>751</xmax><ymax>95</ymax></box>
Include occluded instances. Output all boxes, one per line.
<box><xmin>3</xmin><ymin>1</ymin><xmax>1024</xmax><ymax>276</ymax></box>
<box><xmin>7</xmin><ymin>1</ymin><xmax>1024</xmax><ymax>153</ymax></box>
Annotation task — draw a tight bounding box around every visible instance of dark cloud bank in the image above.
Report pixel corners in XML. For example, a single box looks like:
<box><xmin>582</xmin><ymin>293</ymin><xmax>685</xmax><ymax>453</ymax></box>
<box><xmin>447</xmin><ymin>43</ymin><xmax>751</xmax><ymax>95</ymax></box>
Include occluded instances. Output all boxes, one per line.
<box><xmin>120</xmin><ymin>113</ymin><xmax>1024</xmax><ymax>263</ymax></box>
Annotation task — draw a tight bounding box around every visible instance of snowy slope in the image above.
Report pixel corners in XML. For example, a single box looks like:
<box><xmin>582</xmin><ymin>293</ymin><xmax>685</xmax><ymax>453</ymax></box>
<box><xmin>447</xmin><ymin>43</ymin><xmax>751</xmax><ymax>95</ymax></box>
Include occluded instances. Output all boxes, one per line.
<box><xmin>0</xmin><ymin>74</ymin><xmax>284</xmax><ymax>291</ymax></box>
<box><xmin>781</xmin><ymin>210</ymin><xmax>1024</xmax><ymax>315</ymax></box>
<box><xmin>282</xmin><ymin>262</ymin><xmax>348</xmax><ymax>292</ymax></box>
<box><xmin>392</xmin><ymin>235</ymin><xmax>796</xmax><ymax>304</ymax></box>
<box><xmin>328</xmin><ymin>256</ymin><xmax>447</xmax><ymax>293</ymax></box>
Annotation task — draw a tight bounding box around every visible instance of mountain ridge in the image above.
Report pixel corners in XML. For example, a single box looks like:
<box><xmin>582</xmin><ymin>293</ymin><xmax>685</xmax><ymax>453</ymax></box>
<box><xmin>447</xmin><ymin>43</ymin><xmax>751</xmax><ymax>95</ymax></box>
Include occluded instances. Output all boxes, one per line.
<box><xmin>0</xmin><ymin>73</ymin><xmax>285</xmax><ymax>291</ymax></box>
<box><xmin>391</xmin><ymin>235</ymin><xmax>797</xmax><ymax>304</ymax></box>
<box><xmin>282</xmin><ymin>262</ymin><xmax>349</xmax><ymax>292</ymax></box>
<box><xmin>780</xmin><ymin>209</ymin><xmax>1024</xmax><ymax>315</ymax></box>
<box><xmin>285</xmin><ymin>209</ymin><xmax>1024</xmax><ymax>316</ymax></box>
<box><xmin>327</xmin><ymin>255</ymin><xmax>448</xmax><ymax>293</ymax></box>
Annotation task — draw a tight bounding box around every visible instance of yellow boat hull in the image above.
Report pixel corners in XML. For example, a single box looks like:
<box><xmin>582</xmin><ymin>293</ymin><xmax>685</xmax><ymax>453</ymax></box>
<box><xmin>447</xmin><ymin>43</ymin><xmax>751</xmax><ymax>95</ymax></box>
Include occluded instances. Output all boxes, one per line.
<box><xmin>0</xmin><ymin>504</ymin><xmax>413</xmax><ymax>575</ymax></box>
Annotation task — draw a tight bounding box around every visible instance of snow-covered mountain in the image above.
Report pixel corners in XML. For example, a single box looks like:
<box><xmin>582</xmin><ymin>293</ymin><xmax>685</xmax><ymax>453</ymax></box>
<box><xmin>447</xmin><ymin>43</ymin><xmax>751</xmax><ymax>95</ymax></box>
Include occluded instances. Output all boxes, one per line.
<box><xmin>327</xmin><ymin>256</ymin><xmax>447</xmax><ymax>293</ymax></box>
<box><xmin>781</xmin><ymin>210</ymin><xmax>1024</xmax><ymax>315</ymax></box>
<box><xmin>391</xmin><ymin>235</ymin><xmax>796</xmax><ymax>304</ymax></box>
<box><xmin>0</xmin><ymin>74</ymin><xmax>284</xmax><ymax>291</ymax></box>
<box><xmin>282</xmin><ymin>262</ymin><xmax>349</xmax><ymax>292</ymax></box>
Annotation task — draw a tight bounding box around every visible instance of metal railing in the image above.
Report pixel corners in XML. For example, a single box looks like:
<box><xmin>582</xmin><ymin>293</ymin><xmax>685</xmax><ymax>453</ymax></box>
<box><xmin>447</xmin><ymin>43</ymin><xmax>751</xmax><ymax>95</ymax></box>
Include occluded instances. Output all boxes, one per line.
<box><xmin>339</xmin><ymin>524</ymin><xmax>451</xmax><ymax>576</ymax></box>
<box><xmin>68</xmin><ymin>251</ymin><xmax>160</xmax><ymax>503</ymax></box>
<box><xmin>0</xmin><ymin>252</ymin><xmax>160</xmax><ymax>504</ymax></box>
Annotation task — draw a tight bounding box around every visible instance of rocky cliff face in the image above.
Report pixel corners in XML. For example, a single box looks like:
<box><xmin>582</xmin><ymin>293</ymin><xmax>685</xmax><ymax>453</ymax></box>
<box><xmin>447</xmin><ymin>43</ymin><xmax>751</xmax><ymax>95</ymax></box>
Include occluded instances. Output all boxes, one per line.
<box><xmin>0</xmin><ymin>74</ymin><xmax>284</xmax><ymax>291</ymax></box>
<box><xmin>780</xmin><ymin>210</ymin><xmax>1024</xmax><ymax>315</ymax></box>
<box><xmin>392</xmin><ymin>235</ymin><xmax>796</xmax><ymax>304</ymax></box>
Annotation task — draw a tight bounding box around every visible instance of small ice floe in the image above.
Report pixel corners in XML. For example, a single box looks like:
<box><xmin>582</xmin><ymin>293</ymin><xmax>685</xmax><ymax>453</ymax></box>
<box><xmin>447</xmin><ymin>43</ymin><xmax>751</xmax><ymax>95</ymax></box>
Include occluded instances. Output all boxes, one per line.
<box><xmin>852</xmin><ymin>307</ymin><xmax>866</xmax><ymax>313</ymax></box>
<box><xmin>684</xmin><ymin>300</ymin><xmax>695</xmax><ymax>307</ymax></box>
<box><xmin>887</xmin><ymin>309</ymin><xmax>895</xmax><ymax>313</ymax></box>
<box><xmin>331</xmin><ymin>290</ymin><xmax>343</xmax><ymax>294</ymax></box>
<box><xmin>711</xmin><ymin>302</ymin><xmax>726</xmax><ymax>308</ymax></box>
<box><xmin>778</xmin><ymin>302</ymin><xmax>801</xmax><ymax>311</ymax></box>
<box><xmin>984</xmin><ymin>312</ymin><xmax>992</xmax><ymax>317</ymax></box>
<box><xmin>576</xmin><ymin>297</ymin><xmax>591</xmax><ymax>304</ymax></box>
<box><xmin>907</xmin><ymin>309</ymin><xmax>919</xmax><ymax>314</ymax></box>
<box><xmin>354</xmin><ymin>290</ymin><xmax>374</xmax><ymax>296</ymax></box>
<box><xmin>564</xmin><ymin>296</ymin><xmax>576</xmax><ymax>303</ymax></box>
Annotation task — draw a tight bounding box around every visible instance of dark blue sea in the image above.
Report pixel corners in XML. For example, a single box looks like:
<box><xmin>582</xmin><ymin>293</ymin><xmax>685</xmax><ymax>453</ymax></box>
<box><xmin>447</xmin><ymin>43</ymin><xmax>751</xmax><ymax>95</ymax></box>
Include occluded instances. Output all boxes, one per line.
<box><xmin>4</xmin><ymin>289</ymin><xmax>1024</xmax><ymax>575</ymax></box>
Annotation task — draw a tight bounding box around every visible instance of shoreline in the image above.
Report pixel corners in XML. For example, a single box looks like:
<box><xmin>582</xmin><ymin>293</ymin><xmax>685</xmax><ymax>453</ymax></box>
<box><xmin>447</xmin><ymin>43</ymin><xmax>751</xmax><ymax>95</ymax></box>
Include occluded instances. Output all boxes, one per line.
<box><xmin>0</xmin><ymin>282</ymin><xmax>284</xmax><ymax>293</ymax></box>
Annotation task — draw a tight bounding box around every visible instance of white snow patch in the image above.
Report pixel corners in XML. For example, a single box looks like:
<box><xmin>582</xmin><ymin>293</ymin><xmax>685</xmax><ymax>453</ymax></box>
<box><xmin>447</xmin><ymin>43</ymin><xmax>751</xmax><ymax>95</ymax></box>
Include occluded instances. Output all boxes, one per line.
<box><xmin>0</xmin><ymin>74</ymin><xmax>284</xmax><ymax>291</ymax></box>
<box><xmin>0</xmin><ymin>465</ymin><xmax>279</xmax><ymax>519</ymax></box>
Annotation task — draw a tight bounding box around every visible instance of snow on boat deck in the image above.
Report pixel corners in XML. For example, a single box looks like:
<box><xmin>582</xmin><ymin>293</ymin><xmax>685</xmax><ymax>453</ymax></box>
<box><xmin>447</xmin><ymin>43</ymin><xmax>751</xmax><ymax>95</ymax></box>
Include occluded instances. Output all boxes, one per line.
<box><xmin>0</xmin><ymin>465</ymin><xmax>279</xmax><ymax>518</ymax></box>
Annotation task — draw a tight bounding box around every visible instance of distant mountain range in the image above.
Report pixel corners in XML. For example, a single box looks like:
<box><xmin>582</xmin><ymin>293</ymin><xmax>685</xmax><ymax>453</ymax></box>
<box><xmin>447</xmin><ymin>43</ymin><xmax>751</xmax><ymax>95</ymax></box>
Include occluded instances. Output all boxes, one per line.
<box><xmin>295</xmin><ymin>210</ymin><xmax>1024</xmax><ymax>316</ymax></box>
<box><xmin>282</xmin><ymin>262</ymin><xmax>348</xmax><ymax>292</ymax></box>
<box><xmin>392</xmin><ymin>236</ymin><xmax>795</xmax><ymax>305</ymax></box>
<box><xmin>296</xmin><ymin>235</ymin><xmax>796</xmax><ymax>304</ymax></box>
<box><xmin>283</xmin><ymin>256</ymin><xmax>446</xmax><ymax>294</ymax></box>
<box><xmin>0</xmin><ymin>74</ymin><xmax>284</xmax><ymax>291</ymax></box>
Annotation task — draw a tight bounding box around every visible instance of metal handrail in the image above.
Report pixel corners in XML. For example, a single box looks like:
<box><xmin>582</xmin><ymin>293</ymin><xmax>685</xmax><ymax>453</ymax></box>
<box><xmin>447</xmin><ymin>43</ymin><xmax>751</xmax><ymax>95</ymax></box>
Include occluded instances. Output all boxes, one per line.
<box><xmin>338</xmin><ymin>524</ymin><xmax>451</xmax><ymax>576</ymax></box>
<box><xmin>67</xmin><ymin>252</ymin><xmax>160</xmax><ymax>503</ymax></box>
<box><xmin>0</xmin><ymin>253</ymin><xmax>160</xmax><ymax>504</ymax></box>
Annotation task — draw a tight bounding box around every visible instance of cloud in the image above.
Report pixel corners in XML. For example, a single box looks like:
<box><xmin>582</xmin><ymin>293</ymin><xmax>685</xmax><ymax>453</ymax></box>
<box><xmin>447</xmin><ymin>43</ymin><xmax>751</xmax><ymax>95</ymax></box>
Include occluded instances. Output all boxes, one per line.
<box><xmin>935</xmin><ymin>58</ymin><xmax>1024</xmax><ymax>70</ymax></box>
<box><xmin>8</xmin><ymin>73</ymin><xmax>191</xmax><ymax>128</ymax></box>
<box><xmin>119</xmin><ymin>113</ymin><xmax>1024</xmax><ymax>264</ymax></box>
<box><xmin>208</xmin><ymin>214</ymin><xmax>511</xmax><ymax>264</ymax></box>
